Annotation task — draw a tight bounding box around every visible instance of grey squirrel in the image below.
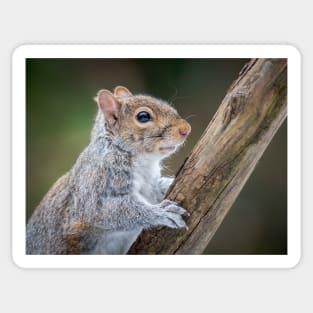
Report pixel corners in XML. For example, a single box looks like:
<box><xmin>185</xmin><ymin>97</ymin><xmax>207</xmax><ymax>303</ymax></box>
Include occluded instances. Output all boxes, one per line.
<box><xmin>26</xmin><ymin>86</ymin><xmax>191</xmax><ymax>254</ymax></box>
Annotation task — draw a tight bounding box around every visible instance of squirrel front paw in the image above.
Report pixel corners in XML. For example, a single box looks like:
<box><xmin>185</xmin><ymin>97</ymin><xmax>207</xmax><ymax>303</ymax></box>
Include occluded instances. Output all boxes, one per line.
<box><xmin>154</xmin><ymin>199</ymin><xmax>189</xmax><ymax>229</ymax></box>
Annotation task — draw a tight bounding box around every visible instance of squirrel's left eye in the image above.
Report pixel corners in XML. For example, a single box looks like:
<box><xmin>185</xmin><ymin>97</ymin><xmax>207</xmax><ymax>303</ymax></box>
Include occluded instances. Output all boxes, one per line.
<box><xmin>136</xmin><ymin>111</ymin><xmax>152</xmax><ymax>123</ymax></box>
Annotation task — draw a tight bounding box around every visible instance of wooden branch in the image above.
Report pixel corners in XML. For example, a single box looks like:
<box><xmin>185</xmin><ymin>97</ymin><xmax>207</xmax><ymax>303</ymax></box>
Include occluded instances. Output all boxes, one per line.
<box><xmin>129</xmin><ymin>58</ymin><xmax>287</xmax><ymax>254</ymax></box>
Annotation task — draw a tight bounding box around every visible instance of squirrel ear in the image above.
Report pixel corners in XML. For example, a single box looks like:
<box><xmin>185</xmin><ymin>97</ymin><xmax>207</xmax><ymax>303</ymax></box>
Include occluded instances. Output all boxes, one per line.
<box><xmin>96</xmin><ymin>89</ymin><xmax>120</xmax><ymax>127</ymax></box>
<box><xmin>114</xmin><ymin>86</ymin><xmax>132</xmax><ymax>98</ymax></box>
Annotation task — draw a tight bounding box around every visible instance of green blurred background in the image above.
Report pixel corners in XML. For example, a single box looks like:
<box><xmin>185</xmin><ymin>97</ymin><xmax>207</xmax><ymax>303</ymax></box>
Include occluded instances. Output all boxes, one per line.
<box><xmin>26</xmin><ymin>58</ymin><xmax>287</xmax><ymax>254</ymax></box>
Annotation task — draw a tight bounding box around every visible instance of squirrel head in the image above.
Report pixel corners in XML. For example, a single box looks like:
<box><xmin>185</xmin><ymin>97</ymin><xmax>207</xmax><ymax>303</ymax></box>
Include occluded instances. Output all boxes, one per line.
<box><xmin>95</xmin><ymin>86</ymin><xmax>191</xmax><ymax>158</ymax></box>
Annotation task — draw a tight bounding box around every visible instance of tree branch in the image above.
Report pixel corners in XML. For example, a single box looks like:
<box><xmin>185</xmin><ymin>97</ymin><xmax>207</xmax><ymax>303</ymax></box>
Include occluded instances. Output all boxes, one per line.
<box><xmin>129</xmin><ymin>58</ymin><xmax>287</xmax><ymax>254</ymax></box>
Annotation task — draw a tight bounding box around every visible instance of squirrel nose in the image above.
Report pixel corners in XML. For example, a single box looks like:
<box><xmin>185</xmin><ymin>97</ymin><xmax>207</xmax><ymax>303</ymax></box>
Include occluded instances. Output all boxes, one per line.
<box><xmin>178</xmin><ymin>122</ymin><xmax>191</xmax><ymax>138</ymax></box>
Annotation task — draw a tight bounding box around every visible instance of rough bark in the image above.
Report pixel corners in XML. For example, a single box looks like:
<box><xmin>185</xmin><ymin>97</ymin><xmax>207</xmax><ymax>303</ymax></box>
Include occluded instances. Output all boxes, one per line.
<box><xmin>128</xmin><ymin>58</ymin><xmax>287</xmax><ymax>255</ymax></box>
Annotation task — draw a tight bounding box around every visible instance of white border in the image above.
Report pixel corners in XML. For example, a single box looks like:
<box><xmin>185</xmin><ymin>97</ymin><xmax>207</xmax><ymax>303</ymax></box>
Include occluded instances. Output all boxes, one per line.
<box><xmin>12</xmin><ymin>45</ymin><xmax>301</xmax><ymax>269</ymax></box>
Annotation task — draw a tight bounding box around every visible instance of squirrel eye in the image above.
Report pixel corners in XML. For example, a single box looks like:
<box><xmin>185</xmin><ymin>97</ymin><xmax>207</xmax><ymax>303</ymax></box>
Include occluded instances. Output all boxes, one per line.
<box><xmin>136</xmin><ymin>111</ymin><xmax>152</xmax><ymax>123</ymax></box>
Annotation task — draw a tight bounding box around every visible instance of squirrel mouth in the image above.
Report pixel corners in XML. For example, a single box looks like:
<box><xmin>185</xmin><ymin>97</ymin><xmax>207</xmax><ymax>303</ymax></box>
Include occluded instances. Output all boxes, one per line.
<box><xmin>159</xmin><ymin>146</ymin><xmax>176</xmax><ymax>152</ymax></box>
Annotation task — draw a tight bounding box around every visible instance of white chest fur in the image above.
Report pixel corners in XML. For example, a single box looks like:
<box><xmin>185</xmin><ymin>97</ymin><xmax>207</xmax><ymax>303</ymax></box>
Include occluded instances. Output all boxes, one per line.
<box><xmin>132</xmin><ymin>154</ymin><xmax>161</xmax><ymax>205</ymax></box>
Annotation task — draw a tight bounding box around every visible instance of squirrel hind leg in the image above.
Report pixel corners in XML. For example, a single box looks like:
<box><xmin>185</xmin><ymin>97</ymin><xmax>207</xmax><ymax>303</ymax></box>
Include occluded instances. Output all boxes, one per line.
<box><xmin>91</xmin><ymin>229</ymin><xmax>142</xmax><ymax>255</ymax></box>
